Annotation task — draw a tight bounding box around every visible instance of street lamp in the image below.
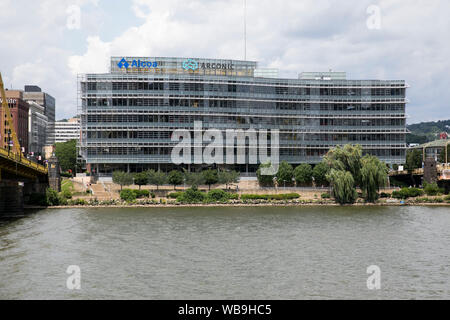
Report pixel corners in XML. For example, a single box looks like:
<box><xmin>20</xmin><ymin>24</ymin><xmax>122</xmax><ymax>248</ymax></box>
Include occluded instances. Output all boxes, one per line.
<box><xmin>7</xmin><ymin>129</ymin><xmax>11</xmax><ymax>156</ymax></box>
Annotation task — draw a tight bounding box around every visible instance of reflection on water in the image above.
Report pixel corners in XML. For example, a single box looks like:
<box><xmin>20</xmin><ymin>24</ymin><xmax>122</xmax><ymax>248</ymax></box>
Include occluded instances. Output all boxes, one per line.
<box><xmin>0</xmin><ymin>206</ymin><xmax>449</xmax><ymax>299</ymax></box>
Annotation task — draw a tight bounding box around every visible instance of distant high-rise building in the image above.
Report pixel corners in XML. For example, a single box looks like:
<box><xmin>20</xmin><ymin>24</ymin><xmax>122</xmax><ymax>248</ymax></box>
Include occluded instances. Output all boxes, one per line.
<box><xmin>53</xmin><ymin>117</ymin><xmax>80</xmax><ymax>143</ymax></box>
<box><xmin>23</xmin><ymin>85</ymin><xmax>56</xmax><ymax>145</ymax></box>
<box><xmin>27</xmin><ymin>101</ymin><xmax>48</xmax><ymax>155</ymax></box>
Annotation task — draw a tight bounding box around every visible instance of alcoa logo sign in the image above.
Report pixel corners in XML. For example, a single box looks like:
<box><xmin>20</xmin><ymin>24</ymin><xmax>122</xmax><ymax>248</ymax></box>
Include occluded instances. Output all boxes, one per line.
<box><xmin>117</xmin><ymin>58</ymin><xmax>158</xmax><ymax>69</ymax></box>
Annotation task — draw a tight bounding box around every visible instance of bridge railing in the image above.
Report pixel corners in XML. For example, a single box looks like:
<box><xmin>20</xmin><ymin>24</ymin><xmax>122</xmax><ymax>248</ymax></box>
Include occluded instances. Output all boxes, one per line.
<box><xmin>0</xmin><ymin>148</ymin><xmax>48</xmax><ymax>174</ymax></box>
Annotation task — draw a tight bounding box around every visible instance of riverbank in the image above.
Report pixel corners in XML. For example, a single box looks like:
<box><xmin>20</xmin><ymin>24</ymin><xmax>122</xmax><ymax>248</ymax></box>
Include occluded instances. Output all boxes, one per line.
<box><xmin>26</xmin><ymin>202</ymin><xmax>450</xmax><ymax>210</ymax></box>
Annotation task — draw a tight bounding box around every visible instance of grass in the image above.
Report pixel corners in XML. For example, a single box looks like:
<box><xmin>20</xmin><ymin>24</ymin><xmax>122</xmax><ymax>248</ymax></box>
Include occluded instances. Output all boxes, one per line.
<box><xmin>61</xmin><ymin>179</ymin><xmax>74</xmax><ymax>193</ymax></box>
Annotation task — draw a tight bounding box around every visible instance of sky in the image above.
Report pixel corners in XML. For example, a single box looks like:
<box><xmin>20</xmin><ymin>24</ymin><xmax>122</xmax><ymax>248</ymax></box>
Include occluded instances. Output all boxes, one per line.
<box><xmin>0</xmin><ymin>0</ymin><xmax>449</xmax><ymax>124</ymax></box>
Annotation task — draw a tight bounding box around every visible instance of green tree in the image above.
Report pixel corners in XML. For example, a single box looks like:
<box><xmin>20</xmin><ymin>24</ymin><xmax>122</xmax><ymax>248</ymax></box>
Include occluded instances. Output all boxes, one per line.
<box><xmin>112</xmin><ymin>171</ymin><xmax>133</xmax><ymax>191</ymax></box>
<box><xmin>294</xmin><ymin>164</ymin><xmax>313</xmax><ymax>186</ymax></box>
<box><xmin>326</xmin><ymin>169</ymin><xmax>358</xmax><ymax>205</ymax></box>
<box><xmin>276</xmin><ymin>161</ymin><xmax>294</xmax><ymax>187</ymax></box>
<box><xmin>168</xmin><ymin>170</ymin><xmax>183</xmax><ymax>190</ymax></box>
<box><xmin>313</xmin><ymin>161</ymin><xmax>330</xmax><ymax>187</ymax></box>
<box><xmin>218</xmin><ymin>170</ymin><xmax>240</xmax><ymax>189</ymax></box>
<box><xmin>405</xmin><ymin>149</ymin><xmax>423</xmax><ymax>170</ymax></box>
<box><xmin>406</xmin><ymin>133</ymin><xmax>428</xmax><ymax>145</ymax></box>
<box><xmin>256</xmin><ymin>162</ymin><xmax>275</xmax><ymax>187</ymax></box>
<box><xmin>202</xmin><ymin>169</ymin><xmax>219</xmax><ymax>190</ymax></box>
<box><xmin>54</xmin><ymin>139</ymin><xmax>77</xmax><ymax>172</ymax></box>
<box><xmin>360</xmin><ymin>155</ymin><xmax>388</xmax><ymax>202</ymax></box>
<box><xmin>133</xmin><ymin>172</ymin><xmax>148</xmax><ymax>190</ymax></box>
<box><xmin>183</xmin><ymin>169</ymin><xmax>205</xmax><ymax>188</ymax></box>
<box><xmin>146</xmin><ymin>170</ymin><xmax>166</xmax><ymax>190</ymax></box>
<box><xmin>324</xmin><ymin>145</ymin><xmax>363</xmax><ymax>186</ymax></box>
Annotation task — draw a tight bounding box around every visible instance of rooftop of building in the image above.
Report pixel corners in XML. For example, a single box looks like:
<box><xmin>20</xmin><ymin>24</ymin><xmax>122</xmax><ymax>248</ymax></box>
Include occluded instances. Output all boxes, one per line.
<box><xmin>75</xmin><ymin>57</ymin><xmax>406</xmax><ymax>84</ymax></box>
<box><xmin>55</xmin><ymin>117</ymin><xmax>80</xmax><ymax>124</ymax></box>
<box><xmin>24</xmin><ymin>85</ymin><xmax>42</xmax><ymax>92</ymax></box>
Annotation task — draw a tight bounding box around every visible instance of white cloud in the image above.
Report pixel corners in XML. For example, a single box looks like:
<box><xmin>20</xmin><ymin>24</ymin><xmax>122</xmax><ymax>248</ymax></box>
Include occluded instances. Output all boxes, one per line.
<box><xmin>68</xmin><ymin>36</ymin><xmax>111</xmax><ymax>74</ymax></box>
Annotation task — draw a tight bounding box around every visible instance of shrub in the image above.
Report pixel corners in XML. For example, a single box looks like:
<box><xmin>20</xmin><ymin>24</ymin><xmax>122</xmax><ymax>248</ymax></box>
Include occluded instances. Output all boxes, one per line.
<box><xmin>61</xmin><ymin>189</ymin><xmax>72</xmax><ymax>199</ymax></box>
<box><xmin>444</xmin><ymin>195</ymin><xmax>450</xmax><ymax>202</ymax></box>
<box><xmin>424</xmin><ymin>182</ymin><xmax>444</xmax><ymax>196</ymax></box>
<box><xmin>133</xmin><ymin>189</ymin><xmax>150</xmax><ymax>198</ymax></box>
<box><xmin>228</xmin><ymin>193</ymin><xmax>239</xmax><ymax>200</ymax></box>
<box><xmin>392</xmin><ymin>188</ymin><xmax>424</xmax><ymax>199</ymax></box>
<box><xmin>58</xmin><ymin>195</ymin><xmax>68</xmax><ymax>206</ymax></box>
<box><xmin>60</xmin><ymin>172</ymin><xmax>72</xmax><ymax>178</ymax></box>
<box><xmin>321</xmin><ymin>193</ymin><xmax>331</xmax><ymax>199</ymax></box>
<box><xmin>391</xmin><ymin>190</ymin><xmax>404</xmax><ymax>199</ymax></box>
<box><xmin>177</xmin><ymin>187</ymin><xmax>206</xmax><ymax>203</ymax></box>
<box><xmin>68</xmin><ymin>199</ymin><xmax>87</xmax><ymax>206</ymax></box>
<box><xmin>168</xmin><ymin>192</ymin><xmax>184</xmax><ymax>199</ymax></box>
<box><xmin>240</xmin><ymin>193</ymin><xmax>300</xmax><ymax>201</ymax></box>
<box><xmin>46</xmin><ymin>188</ymin><xmax>60</xmax><ymax>206</ymax></box>
<box><xmin>416</xmin><ymin>197</ymin><xmax>444</xmax><ymax>204</ymax></box>
<box><xmin>120</xmin><ymin>189</ymin><xmax>137</xmax><ymax>202</ymax></box>
<box><xmin>241</xmin><ymin>194</ymin><xmax>268</xmax><ymax>201</ymax></box>
<box><xmin>206</xmin><ymin>189</ymin><xmax>230</xmax><ymax>203</ymax></box>
<box><xmin>379</xmin><ymin>192</ymin><xmax>391</xmax><ymax>198</ymax></box>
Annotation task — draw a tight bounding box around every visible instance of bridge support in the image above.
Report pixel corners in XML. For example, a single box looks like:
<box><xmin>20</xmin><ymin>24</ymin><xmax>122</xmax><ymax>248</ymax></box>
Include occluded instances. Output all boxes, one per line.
<box><xmin>424</xmin><ymin>158</ymin><xmax>438</xmax><ymax>184</ymax></box>
<box><xmin>48</xmin><ymin>155</ymin><xmax>61</xmax><ymax>192</ymax></box>
<box><xmin>0</xmin><ymin>180</ymin><xmax>23</xmax><ymax>216</ymax></box>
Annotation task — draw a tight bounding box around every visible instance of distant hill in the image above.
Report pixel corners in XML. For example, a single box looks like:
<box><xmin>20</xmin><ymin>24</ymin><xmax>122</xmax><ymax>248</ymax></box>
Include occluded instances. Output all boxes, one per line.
<box><xmin>407</xmin><ymin>120</ymin><xmax>450</xmax><ymax>144</ymax></box>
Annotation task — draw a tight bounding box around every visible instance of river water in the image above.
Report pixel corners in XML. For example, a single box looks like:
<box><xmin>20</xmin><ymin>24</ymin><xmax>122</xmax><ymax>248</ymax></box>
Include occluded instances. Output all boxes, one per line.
<box><xmin>0</xmin><ymin>206</ymin><xmax>449</xmax><ymax>299</ymax></box>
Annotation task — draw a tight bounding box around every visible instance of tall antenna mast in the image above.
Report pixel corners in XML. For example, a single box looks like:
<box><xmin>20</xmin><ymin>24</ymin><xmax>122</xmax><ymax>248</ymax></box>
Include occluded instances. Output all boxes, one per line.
<box><xmin>244</xmin><ymin>0</ymin><xmax>247</xmax><ymax>60</ymax></box>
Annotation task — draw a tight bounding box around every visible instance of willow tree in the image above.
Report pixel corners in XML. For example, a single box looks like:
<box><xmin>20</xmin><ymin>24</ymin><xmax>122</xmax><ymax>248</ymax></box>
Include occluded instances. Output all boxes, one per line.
<box><xmin>326</xmin><ymin>169</ymin><xmax>358</xmax><ymax>204</ymax></box>
<box><xmin>360</xmin><ymin>155</ymin><xmax>388</xmax><ymax>202</ymax></box>
<box><xmin>324</xmin><ymin>145</ymin><xmax>363</xmax><ymax>186</ymax></box>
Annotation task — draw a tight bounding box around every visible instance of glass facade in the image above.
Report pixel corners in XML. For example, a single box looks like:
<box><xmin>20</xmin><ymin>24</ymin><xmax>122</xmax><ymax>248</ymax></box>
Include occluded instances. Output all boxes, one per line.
<box><xmin>79</xmin><ymin>57</ymin><xmax>408</xmax><ymax>175</ymax></box>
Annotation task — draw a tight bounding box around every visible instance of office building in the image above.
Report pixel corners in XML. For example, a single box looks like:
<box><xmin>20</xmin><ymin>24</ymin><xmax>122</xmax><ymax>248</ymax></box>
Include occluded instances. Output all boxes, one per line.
<box><xmin>79</xmin><ymin>57</ymin><xmax>408</xmax><ymax>176</ymax></box>
<box><xmin>23</xmin><ymin>86</ymin><xmax>56</xmax><ymax>145</ymax></box>
<box><xmin>54</xmin><ymin>117</ymin><xmax>80</xmax><ymax>143</ymax></box>
<box><xmin>28</xmin><ymin>101</ymin><xmax>48</xmax><ymax>155</ymax></box>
